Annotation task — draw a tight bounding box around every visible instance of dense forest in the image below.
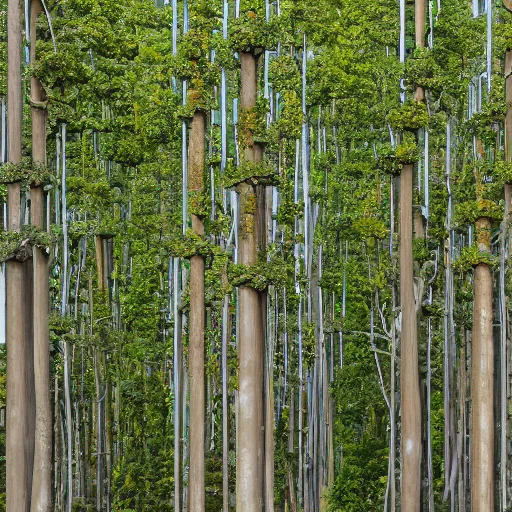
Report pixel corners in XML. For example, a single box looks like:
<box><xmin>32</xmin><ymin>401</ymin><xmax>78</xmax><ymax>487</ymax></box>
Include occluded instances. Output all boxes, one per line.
<box><xmin>1</xmin><ymin>0</ymin><xmax>512</xmax><ymax>510</ymax></box>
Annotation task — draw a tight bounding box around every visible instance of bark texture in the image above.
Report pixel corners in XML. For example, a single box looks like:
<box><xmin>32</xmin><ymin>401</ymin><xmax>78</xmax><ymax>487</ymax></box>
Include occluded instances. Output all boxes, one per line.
<box><xmin>471</xmin><ymin>217</ymin><xmax>494</xmax><ymax>512</ymax></box>
<box><xmin>400</xmin><ymin>163</ymin><xmax>421</xmax><ymax>512</ymax></box>
<box><xmin>6</xmin><ymin>0</ymin><xmax>34</xmax><ymax>508</ymax></box>
<box><xmin>30</xmin><ymin>1</ymin><xmax>52</xmax><ymax>508</ymax></box>
<box><xmin>236</xmin><ymin>50</ymin><xmax>264</xmax><ymax>512</ymax></box>
<box><xmin>188</xmin><ymin>110</ymin><xmax>206</xmax><ymax>512</ymax></box>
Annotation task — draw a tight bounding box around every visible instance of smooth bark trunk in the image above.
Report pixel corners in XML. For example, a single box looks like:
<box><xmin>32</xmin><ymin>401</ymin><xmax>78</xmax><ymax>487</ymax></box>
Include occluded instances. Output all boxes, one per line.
<box><xmin>399</xmin><ymin>163</ymin><xmax>421</xmax><ymax>511</ymax></box>
<box><xmin>470</xmin><ymin>217</ymin><xmax>494</xmax><ymax>511</ymax></box>
<box><xmin>188</xmin><ymin>110</ymin><xmax>206</xmax><ymax>512</ymax></box>
<box><xmin>30</xmin><ymin>1</ymin><xmax>52</xmax><ymax>508</ymax></box>
<box><xmin>236</xmin><ymin>50</ymin><xmax>265</xmax><ymax>512</ymax></box>
<box><xmin>6</xmin><ymin>0</ymin><xmax>34</xmax><ymax>506</ymax></box>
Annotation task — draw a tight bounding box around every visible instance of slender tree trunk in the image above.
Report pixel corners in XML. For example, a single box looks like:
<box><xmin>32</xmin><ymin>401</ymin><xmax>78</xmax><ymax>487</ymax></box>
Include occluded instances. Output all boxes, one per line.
<box><xmin>471</xmin><ymin>217</ymin><xmax>494</xmax><ymax>511</ymax></box>
<box><xmin>265</xmin><ymin>288</ymin><xmax>276</xmax><ymax>512</ymax></box>
<box><xmin>30</xmin><ymin>2</ymin><xmax>52</xmax><ymax>509</ymax></box>
<box><xmin>399</xmin><ymin>163</ymin><xmax>421</xmax><ymax>512</ymax></box>
<box><xmin>221</xmin><ymin>293</ymin><xmax>230</xmax><ymax>512</ymax></box>
<box><xmin>236</xmin><ymin>50</ymin><xmax>264</xmax><ymax>512</ymax></box>
<box><xmin>6</xmin><ymin>0</ymin><xmax>34</xmax><ymax>507</ymax></box>
<box><xmin>188</xmin><ymin>109</ymin><xmax>206</xmax><ymax>512</ymax></box>
<box><xmin>503</xmin><ymin>47</ymin><xmax>512</xmax><ymax>510</ymax></box>
<box><xmin>400</xmin><ymin>0</ymin><xmax>424</xmax><ymax>505</ymax></box>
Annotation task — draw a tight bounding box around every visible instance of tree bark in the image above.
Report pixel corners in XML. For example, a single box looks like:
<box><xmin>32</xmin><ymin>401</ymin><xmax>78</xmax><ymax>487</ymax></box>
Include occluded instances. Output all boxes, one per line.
<box><xmin>400</xmin><ymin>163</ymin><xmax>421</xmax><ymax>512</ymax></box>
<box><xmin>30</xmin><ymin>1</ymin><xmax>52</xmax><ymax>509</ymax></box>
<box><xmin>188</xmin><ymin>109</ymin><xmax>206</xmax><ymax>512</ymax></box>
<box><xmin>6</xmin><ymin>0</ymin><xmax>35</xmax><ymax>507</ymax></box>
<box><xmin>236</xmin><ymin>50</ymin><xmax>264</xmax><ymax>512</ymax></box>
<box><xmin>471</xmin><ymin>217</ymin><xmax>494</xmax><ymax>512</ymax></box>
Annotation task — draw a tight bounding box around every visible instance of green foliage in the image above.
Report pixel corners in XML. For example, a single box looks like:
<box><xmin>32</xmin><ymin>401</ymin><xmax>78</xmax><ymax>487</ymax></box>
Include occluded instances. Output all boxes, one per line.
<box><xmin>223</xmin><ymin>159</ymin><xmax>278</xmax><ymax>188</ymax></box>
<box><xmin>228</xmin><ymin>11</ymin><xmax>277</xmax><ymax>52</ymax></box>
<box><xmin>0</xmin><ymin>227</ymin><xmax>52</xmax><ymax>262</ymax></box>
<box><xmin>0</xmin><ymin>160</ymin><xmax>54</xmax><ymax>186</ymax></box>
<box><xmin>454</xmin><ymin>199</ymin><xmax>503</xmax><ymax>226</ymax></box>
<box><xmin>387</xmin><ymin>100</ymin><xmax>429</xmax><ymax>132</ymax></box>
<box><xmin>453</xmin><ymin>244</ymin><xmax>497</xmax><ymax>272</ymax></box>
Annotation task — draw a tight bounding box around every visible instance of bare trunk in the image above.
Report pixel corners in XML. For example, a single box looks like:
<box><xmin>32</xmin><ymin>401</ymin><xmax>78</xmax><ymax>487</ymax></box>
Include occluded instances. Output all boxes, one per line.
<box><xmin>188</xmin><ymin>110</ymin><xmax>206</xmax><ymax>512</ymax></box>
<box><xmin>470</xmin><ymin>217</ymin><xmax>494</xmax><ymax>511</ymax></box>
<box><xmin>31</xmin><ymin>187</ymin><xmax>51</xmax><ymax>512</ymax></box>
<box><xmin>30</xmin><ymin>1</ymin><xmax>52</xmax><ymax>508</ymax></box>
<box><xmin>399</xmin><ymin>163</ymin><xmax>421</xmax><ymax>511</ymax></box>
<box><xmin>236</xmin><ymin>50</ymin><xmax>264</xmax><ymax>512</ymax></box>
<box><xmin>6</xmin><ymin>0</ymin><xmax>34</xmax><ymax>506</ymax></box>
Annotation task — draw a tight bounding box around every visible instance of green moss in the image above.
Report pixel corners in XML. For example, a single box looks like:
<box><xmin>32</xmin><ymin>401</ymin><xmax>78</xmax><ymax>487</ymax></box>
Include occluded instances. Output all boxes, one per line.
<box><xmin>238</xmin><ymin>98</ymin><xmax>270</xmax><ymax>149</ymax></box>
<box><xmin>188</xmin><ymin>191</ymin><xmax>210</xmax><ymax>219</ymax></box>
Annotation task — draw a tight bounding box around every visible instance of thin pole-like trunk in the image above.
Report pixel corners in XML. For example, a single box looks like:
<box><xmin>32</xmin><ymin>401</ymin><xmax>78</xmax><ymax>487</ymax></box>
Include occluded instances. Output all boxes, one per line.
<box><xmin>60</xmin><ymin>123</ymin><xmax>73</xmax><ymax>512</ymax></box>
<box><xmin>188</xmin><ymin>110</ymin><xmax>206</xmax><ymax>512</ymax></box>
<box><xmin>399</xmin><ymin>163</ymin><xmax>421</xmax><ymax>512</ymax></box>
<box><xmin>470</xmin><ymin>217</ymin><xmax>494</xmax><ymax>511</ymax></box>
<box><xmin>173</xmin><ymin>256</ymin><xmax>182</xmax><ymax>512</ymax></box>
<box><xmin>6</xmin><ymin>0</ymin><xmax>34</xmax><ymax>506</ymax></box>
<box><xmin>30</xmin><ymin>1</ymin><xmax>52</xmax><ymax>508</ymax></box>
<box><xmin>221</xmin><ymin>293</ymin><xmax>230</xmax><ymax>512</ymax></box>
<box><xmin>400</xmin><ymin>0</ymin><xmax>424</xmax><ymax>505</ymax></box>
<box><xmin>265</xmin><ymin>288</ymin><xmax>276</xmax><ymax>512</ymax></box>
<box><xmin>236</xmin><ymin>50</ymin><xmax>264</xmax><ymax>512</ymax></box>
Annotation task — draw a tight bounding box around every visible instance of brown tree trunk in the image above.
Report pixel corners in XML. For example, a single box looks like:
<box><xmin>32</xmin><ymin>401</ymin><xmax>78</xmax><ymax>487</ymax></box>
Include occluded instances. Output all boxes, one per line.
<box><xmin>400</xmin><ymin>163</ymin><xmax>421</xmax><ymax>512</ymax></box>
<box><xmin>236</xmin><ymin>50</ymin><xmax>264</xmax><ymax>512</ymax></box>
<box><xmin>471</xmin><ymin>217</ymin><xmax>494</xmax><ymax>511</ymax></box>
<box><xmin>188</xmin><ymin>109</ymin><xmax>206</xmax><ymax>512</ymax></box>
<box><xmin>6</xmin><ymin>0</ymin><xmax>35</xmax><ymax>508</ymax></box>
<box><xmin>30</xmin><ymin>1</ymin><xmax>52</xmax><ymax>509</ymax></box>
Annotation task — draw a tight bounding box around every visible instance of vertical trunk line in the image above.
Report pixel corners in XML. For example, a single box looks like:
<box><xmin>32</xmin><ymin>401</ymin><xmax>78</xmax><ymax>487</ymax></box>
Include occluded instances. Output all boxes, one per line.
<box><xmin>188</xmin><ymin>109</ymin><xmax>206</xmax><ymax>512</ymax></box>
<box><xmin>471</xmin><ymin>217</ymin><xmax>494</xmax><ymax>511</ymax></box>
<box><xmin>236</xmin><ymin>50</ymin><xmax>264</xmax><ymax>512</ymax></box>
<box><xmin>399</xmin><ymin>163</ymin><xmax>421</xmax><ymax>511</ymax></box>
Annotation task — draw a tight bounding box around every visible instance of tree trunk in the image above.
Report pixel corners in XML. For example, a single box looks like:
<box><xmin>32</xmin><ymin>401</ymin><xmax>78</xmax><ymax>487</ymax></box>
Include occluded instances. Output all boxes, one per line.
<box><xmin>236</xmin><ymin>50</ymin><xmax>264</xmax><ymax>512</ymax></box>
<box><xmin>30</xmin><ymin>1</ymin><xmax>52</xmax><ymax>509</ymax></box>
<box><xmin>188</xmin><ymin>109</ymin><xmax>206</xmax><ymax>512</ymax></box>
<box><xmin>6</xmin><ymin>0</ymin><xmax>35</xmax><ymax>507</ymax></box>
<box><xmin>470</xmin><ymin>217</ymin><xmax>494</xmax><ymax>511</ymax></box>
<box><xmin>400</xmin><ymin>163</ymin><xmax>421</xmax><ymax>511</ymax></box>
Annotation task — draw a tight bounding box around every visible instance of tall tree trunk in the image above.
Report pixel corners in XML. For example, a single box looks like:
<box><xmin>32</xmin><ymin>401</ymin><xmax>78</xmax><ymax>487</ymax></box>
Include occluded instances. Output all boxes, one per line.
<box><xmin>503</xmin><ymin>46</ymin><xmax>512</xmax><ymax>510</ymax></box>
<box><xmin>6</xmin><ymin>0</ymin><xmax>35</xmax><ymax>507</ymax></box>
<box><xmin>400</xmin><ymin>0</ymin><xmax>424</xmax><ymax>506</ymax></box>
<box><xmin>188</xmin><ymin>109</ymin><xmax>206</xmax><ymax>512</ymax></box>
<box><xmin>471</xmin><ymin>217</ymin><xmax>494</xmax><ymax>511</ymax></box>
<box><xmin>30</xmin><ymin>1</ymin><xmax>52</xmax><ymax>509</ymax></box>
<box><xmin>236</xmin><ymin>50</ymin><xmax>264</xmax><ymax>512</ymax></box>
<box><xmin>399</xmin><ymin>163</ymin><xmax>421</xmax><ymax>512</ymax></box>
